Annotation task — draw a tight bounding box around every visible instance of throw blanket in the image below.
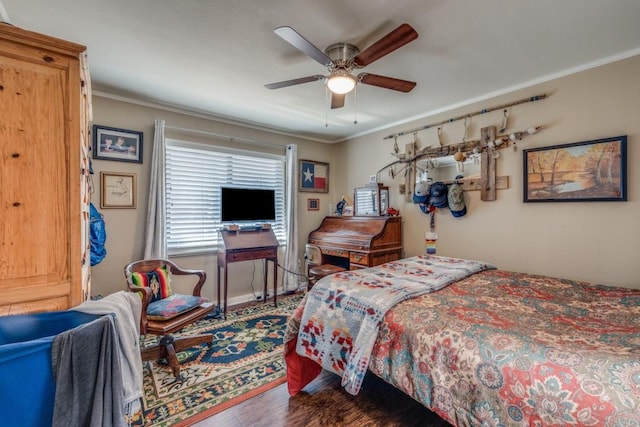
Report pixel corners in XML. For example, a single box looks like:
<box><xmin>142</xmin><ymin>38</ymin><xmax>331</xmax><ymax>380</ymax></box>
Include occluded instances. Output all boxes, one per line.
<box><xmin>294</xmin><ymin>255</ymin><xmax>495</xmax><ymax>395</ymax></box>
<box><xmin>51</xmin><ymin>315</ymin><xmax>125</xmax><ymax>427</ymax></box>
<box><xmin>73</xmin><ymin>291</ymin><xmax>143</xmax><ymax>417</ymax></box>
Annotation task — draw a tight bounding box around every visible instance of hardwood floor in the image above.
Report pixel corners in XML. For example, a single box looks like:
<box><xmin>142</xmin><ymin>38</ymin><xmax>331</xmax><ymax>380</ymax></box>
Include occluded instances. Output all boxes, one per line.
<box><xmin>193</xmin><ymin>370</ymin><xmax>452</xmax><ymax>427</ymax></box>
<box><xmin>188</xmin><ymin>296</ymin><xmax>451</xmax><ymax>427</ymax></box>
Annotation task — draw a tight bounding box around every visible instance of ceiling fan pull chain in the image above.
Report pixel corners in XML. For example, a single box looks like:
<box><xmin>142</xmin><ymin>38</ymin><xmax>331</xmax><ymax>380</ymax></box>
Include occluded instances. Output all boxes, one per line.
<box><xmin>353</xmin><ymin>84</ymin><xmax>358</xmax><ymax>124</ymax></box>
<box><xmin>325</xmin><ymin>86</ymin><xmax>329</xmax><ymax>127</ymax></box>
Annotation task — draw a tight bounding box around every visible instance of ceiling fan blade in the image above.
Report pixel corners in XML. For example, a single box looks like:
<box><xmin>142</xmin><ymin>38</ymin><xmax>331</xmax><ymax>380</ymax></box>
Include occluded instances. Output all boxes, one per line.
<box><xmin>274</xmin><ymin>26</ymin><xmax>333</xmax><ymax>67</ymax></box>
<box><xmin>265</xmin><ymin>75</ymin><xmax>325</xmax><ymax>90</ymax></box>
<box><xmin>358</xmin><ymin>73</ymin><xmax>416</xmax><ymax>92</ymax></box>
<box><xmin>331</xmin><ymin>92</ymin><xmax>345</xmax><ymax>109</ymax></box>
<box><xmin>352</xmin><ymin>23</ymin><xmax>418</xmax><ymax>67</ymax></box>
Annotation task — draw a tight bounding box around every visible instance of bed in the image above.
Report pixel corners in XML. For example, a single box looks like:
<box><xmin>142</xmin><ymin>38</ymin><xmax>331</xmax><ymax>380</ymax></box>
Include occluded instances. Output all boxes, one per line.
<box><xmin>284</xmin><ymin>255</ymin><xmax>640</xmax><ymax>426</ymax></box>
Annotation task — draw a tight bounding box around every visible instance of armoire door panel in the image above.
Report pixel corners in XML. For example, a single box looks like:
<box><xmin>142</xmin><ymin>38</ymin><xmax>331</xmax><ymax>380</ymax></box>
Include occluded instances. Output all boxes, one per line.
<box><xmin>0</xmin><ymin>56</ymin><xmax>69</xmax><ymax>282</ymax></box>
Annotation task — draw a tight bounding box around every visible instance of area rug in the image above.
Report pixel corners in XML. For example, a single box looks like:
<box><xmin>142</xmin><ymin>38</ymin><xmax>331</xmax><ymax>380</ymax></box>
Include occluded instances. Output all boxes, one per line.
<box><xmin>130</xmin><ymin>292</ymin><xmax>305</xmax><ymax>427</ymax></box>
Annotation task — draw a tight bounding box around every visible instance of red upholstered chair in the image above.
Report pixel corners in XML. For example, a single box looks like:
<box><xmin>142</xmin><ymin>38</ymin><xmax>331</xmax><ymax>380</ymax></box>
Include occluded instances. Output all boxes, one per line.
<box><xmin>124</xmin><ymin>259</ymin><xmax>215</xmax><ymax>379</ymax></box>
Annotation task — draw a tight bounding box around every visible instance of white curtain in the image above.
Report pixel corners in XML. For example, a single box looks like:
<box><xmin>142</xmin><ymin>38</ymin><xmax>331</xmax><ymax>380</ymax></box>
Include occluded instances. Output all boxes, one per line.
<box><xmin>282</xmin><ymin>144</ymin><xmax>300</xmax><ymax>292</ymax></box>
<box><xmin>143</xmin><ymin>119</ymin><xmax>167</xmax><ymax>259</ymax></box>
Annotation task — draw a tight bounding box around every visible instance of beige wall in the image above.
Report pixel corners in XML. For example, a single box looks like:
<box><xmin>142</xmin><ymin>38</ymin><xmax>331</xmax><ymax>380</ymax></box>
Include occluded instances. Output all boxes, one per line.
<box><xmin>89</xmin><ymin>97</ymin><xmax>336</xmax><ymax>301</ymax></box>
<box><xmin>334</xmin><ymin>55</ymin><xmax>640</xmax><ymax>289</ymax></box>
<box><xmin>91</xmin><ymin>54</ymin><xmax>639</xmax><ymax>300</ymax></box>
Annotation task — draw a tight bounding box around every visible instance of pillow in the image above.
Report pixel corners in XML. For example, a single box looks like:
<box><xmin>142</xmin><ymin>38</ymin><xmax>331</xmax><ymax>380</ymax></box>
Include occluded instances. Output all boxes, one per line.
<box><xmin>130</xmin><ymin>265</ymin><xmax>172</xmax><ymax>303</ymax></box>
<box><xmin>146</xmin><ymin>294</ymin><xmax>208</xmax><ymax>321</ymax></box>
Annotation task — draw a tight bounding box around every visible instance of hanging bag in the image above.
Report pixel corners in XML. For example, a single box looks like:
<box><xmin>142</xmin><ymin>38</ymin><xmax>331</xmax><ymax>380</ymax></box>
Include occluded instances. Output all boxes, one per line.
<box><xmin>89</xmin><ymin>202</ymin><xmax>107</xmax><ymax>266</ymax></box>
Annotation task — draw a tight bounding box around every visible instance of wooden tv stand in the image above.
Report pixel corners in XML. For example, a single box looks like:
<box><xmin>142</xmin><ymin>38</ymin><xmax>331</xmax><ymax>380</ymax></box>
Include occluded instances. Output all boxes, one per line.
<box><xmin>217</xmin><ymin>228</ymin><xmax>279</xmax><ymax>318</ymax></box>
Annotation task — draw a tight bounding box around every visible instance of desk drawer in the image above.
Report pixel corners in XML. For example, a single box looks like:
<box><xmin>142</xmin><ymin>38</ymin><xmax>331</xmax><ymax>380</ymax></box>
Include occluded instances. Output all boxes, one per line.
<box><xmin>228</xmin><ymin>248</ymin><xmax>277</xmax><ymax>262</ymax></box>
<box><xmin>349</xmin><ymin>252</ymin><xmax>370</xmax><ymax>266</ymax></box>
<box><xmin>322</xmin><ymin>248</ymin><xmax>349</xmax><ymax>258</ymax></box>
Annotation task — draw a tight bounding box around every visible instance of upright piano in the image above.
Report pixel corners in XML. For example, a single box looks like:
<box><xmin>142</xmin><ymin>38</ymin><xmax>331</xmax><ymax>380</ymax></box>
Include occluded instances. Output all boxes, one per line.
<box><xmin>307</xmin><ymin>216</ymin><xmax>403</xmax><ymax>271</ymax></box>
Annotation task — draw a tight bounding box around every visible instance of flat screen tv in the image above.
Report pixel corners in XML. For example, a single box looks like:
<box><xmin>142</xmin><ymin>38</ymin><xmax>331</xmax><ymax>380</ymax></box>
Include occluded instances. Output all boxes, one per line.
<box><xmin>221</xmin><ymin>187</ymin><xmax>276</xmax><ymax>223</ymax></box>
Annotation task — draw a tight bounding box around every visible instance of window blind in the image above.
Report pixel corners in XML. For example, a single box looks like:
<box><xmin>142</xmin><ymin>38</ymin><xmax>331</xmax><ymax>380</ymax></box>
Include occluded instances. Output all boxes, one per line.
<box><xmin>165</xmin><ymin>139</ymin><xmax>286</xmax><ymax>255</ymax></box>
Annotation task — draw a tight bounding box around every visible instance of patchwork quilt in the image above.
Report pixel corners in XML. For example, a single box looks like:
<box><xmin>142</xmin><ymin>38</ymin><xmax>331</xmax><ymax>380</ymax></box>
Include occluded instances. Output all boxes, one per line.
<box><xmin>291</xmin><ymin>255</ymin><xmax>494</xmax><ymax>394</ymax></box>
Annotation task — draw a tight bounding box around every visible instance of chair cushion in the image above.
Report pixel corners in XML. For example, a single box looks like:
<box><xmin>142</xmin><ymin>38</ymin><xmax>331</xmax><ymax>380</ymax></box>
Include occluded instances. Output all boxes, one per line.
<box><xmin>130</xmin><ymin>265</ymin><xmax>172</xmax><ymax>303</ymax></box>
<box><xmin>146</xmin><ymin>294</ymin><xmax>208</xmax><ymax>321</ymax></box>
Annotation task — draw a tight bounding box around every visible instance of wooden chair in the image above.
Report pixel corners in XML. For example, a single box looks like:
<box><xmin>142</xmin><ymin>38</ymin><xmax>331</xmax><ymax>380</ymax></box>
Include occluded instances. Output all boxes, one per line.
<box><xmin>306</xmin><ymin>244</ymin><xmax>346</xmax><ymax>290</ymax></box>
<box><xmin>124</xmin><ymin>259</ymin><xmax>215</xmax><ymax>380</ymax></box>
<box><xmin>308</xmin><ymin>264</ymin><xmax>346</xmax><ymax>290</ymax></box>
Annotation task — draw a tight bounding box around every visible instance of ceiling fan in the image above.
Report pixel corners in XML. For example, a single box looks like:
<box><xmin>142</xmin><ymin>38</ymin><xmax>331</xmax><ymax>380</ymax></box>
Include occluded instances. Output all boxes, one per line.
<box><xmin>265</xmin><ymin>23</ymin><xmax>418</xmax><ymax>109</ymax></box>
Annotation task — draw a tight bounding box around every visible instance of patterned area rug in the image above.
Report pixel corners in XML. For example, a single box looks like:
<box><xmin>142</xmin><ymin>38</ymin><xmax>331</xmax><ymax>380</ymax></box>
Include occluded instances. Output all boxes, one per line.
<box><xmin>130</xmin><ymin>292</ymin><xmax>305</xmax><ymax>426</ymax></box>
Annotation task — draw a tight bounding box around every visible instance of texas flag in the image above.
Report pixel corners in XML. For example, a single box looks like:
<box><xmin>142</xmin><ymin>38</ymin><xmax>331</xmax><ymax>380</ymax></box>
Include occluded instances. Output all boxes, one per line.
<box><xmin>300</xmin><ymin>161</ymin><xmax>327</xmax><ymax>191</ymax></box>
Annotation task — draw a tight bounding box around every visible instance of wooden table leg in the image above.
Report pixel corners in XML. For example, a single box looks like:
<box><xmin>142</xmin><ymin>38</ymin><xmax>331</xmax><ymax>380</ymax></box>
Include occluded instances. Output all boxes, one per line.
<box><xmin>263</xmin><ymin>259</ymin><xmax>268</xmax><ymax>304</ymax></box>
<box><xmin>216</xmin><ymin>264</ymin><xmax>221</xmax><ymax>313</ymax></box>
<box><xmin>223</xmin><ymin>264</ymin><xmax>228</xmax><ymax>318</ymax></box>
<box><xmin>272</xmin><ymin>258</ymin><xmax>278</xmax><ymax>307</ymax></box>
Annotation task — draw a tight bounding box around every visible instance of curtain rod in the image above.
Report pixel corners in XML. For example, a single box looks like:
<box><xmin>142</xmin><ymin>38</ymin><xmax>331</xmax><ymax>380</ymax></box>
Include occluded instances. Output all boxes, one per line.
<box><xmin>382</xmin><ymin>94</ymin><xmax>547</xmax><ymax>140</ymax></box>
<box><xmin>164</xmin><ymin>124</ymin><xmax>287</xmax><ymax>151</ymax></box>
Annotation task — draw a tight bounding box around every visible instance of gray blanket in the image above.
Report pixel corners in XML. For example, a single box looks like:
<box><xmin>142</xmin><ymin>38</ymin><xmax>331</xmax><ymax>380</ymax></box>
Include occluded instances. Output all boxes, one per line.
<box><xmin>51</xmin><ymin>315</ymin><xmax>126</xmax><ymax>427</ymax></box>
<box><xmin>72</xmin><ymin>290</ymin><xmax>144</xmax><ymax>414</ymax></box>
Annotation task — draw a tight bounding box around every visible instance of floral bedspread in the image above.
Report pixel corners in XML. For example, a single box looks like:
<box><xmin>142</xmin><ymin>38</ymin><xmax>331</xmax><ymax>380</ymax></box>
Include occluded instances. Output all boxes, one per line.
<box><xmin>287</xmin><ymin>255</ymin><xmax>495</xmax><ymax>394</ymax></box>
<box><xmin>286</xmin><ymin>262</ymin><xmax>640</xmax><ymax>426</ymax></box>
<box><xmin>368</xmin><ymin>269</ymin><xmax>640</xmax><ymax>426</ymax></box>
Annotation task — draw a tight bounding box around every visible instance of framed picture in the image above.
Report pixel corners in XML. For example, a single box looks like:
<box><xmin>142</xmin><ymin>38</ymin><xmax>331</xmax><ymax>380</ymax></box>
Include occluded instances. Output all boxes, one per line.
<box><xmin>307</xmin><ymin>198</ymin><xmax>319</xmax><ymax>211</ymax></box>
<box><xmin>101</xmin><ymin>172</ymin><xmax>137</xmax><ymax>208</ymax></box>
<box><xmin>299</xmin><ymin>159</ymin><xmax>329</xmax><ymax>193</ymax></box>
<box><xmin>93</xmin><ymin>125</ymin><xmax>143</xmax><ymax>163</ymax></box>
<box><xmin>523</xmin><ymin>135</ymin><xmax>627</xmax><ymax>202</ymax></box>
<box><xmin>343</xmin><ymin>205</ymin><xmax>354</xmax><ymax>216</ymax></box>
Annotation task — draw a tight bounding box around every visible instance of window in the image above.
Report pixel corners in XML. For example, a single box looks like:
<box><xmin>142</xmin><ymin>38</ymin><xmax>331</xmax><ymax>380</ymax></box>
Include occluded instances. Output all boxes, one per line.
<box><xmin>165</xmin><ymin>139</ymin><xmax>286</xmax><ymax>256</ymax></box>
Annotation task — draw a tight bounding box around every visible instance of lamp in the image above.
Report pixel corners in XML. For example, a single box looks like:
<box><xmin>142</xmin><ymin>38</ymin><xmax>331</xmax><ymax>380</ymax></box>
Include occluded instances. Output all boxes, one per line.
<box><xmin>326</xmin><ymin>70</ymin><xmax>356</xmax><ymax>94</ymax></box>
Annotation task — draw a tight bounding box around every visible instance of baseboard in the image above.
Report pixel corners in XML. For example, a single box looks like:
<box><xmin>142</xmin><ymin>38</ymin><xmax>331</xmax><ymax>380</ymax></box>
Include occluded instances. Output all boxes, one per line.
<box><xmin>224</xmin><ymin>282</ymin><xmax>308</xmax><ymax>307</ymax></box>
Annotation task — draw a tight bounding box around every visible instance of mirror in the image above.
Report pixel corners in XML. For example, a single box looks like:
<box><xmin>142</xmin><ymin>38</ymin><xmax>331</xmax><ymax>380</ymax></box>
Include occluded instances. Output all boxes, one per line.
<box><xmin>415</xmin><ymin>154</ymin><xmax>480</xmax><ymax>184</ymax></box>
<box><xmin>354</xmin><ymin>185</ymin><xmax>389</xmax><ymax>216</ymax></box>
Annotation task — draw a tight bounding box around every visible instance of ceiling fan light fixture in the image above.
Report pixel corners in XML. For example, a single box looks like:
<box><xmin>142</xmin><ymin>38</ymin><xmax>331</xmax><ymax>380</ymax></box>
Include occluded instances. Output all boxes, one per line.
<box><xmin>327</xmin><ymin>71</ymin><xmax>356</xmax><ymax>94</ymax></box>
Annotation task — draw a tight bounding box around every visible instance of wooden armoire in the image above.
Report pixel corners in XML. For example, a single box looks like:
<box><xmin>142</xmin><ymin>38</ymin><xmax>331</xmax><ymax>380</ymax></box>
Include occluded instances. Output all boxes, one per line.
<box><xmin>0</xmin><ymin>24</ymin><xmax>91</xmax><ymax>315</ymax></box>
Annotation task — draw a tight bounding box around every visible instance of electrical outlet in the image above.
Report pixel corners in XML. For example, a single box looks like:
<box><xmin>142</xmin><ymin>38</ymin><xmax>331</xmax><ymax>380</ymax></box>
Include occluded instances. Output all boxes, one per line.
<box><xmin>256</xmin><ymin>293</ymin><xmax>271</xmax><ymax>301</ymax></box>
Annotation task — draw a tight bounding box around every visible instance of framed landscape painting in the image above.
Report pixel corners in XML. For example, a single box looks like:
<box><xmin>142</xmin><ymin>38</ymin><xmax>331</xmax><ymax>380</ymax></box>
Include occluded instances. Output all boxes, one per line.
<box><xmin>523</xmin><ymin>136</ymin><xmax>627</xmax><ymax>202</ymax></box>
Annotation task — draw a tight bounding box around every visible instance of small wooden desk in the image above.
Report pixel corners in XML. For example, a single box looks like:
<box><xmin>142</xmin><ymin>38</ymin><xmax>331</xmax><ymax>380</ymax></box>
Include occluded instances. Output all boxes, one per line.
<box><xmin>217</xmin><ymin>229</ymin><xmax>279</xmax><ymax>318</ymax></box>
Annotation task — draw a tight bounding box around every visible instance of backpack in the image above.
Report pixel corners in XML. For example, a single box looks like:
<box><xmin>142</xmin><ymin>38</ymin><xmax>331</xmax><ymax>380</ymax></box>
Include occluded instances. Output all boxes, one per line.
<box><xmin>89</xmin><ymin>202</ymin><xmax>107</xmax><ymax>266</ymax></box>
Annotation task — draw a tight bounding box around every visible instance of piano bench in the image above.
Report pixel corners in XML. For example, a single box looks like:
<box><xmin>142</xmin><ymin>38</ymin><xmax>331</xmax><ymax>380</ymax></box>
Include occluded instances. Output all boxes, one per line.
<box><xmin>308</xmin><ymin>264</ymin><xmax>347</xmax><ymax>290</ymax></box>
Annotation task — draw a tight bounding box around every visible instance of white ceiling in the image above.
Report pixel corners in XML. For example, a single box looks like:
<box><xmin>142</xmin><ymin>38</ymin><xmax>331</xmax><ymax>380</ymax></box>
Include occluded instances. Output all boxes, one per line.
<box><xmin>2</xmin><ymin>0</ymin><xmax>640</xmax><ymax>143</ymax></box>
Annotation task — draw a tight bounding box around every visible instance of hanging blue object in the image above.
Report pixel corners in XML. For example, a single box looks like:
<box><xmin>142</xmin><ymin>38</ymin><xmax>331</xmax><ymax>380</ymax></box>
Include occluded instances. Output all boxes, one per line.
<box><xmin>89</xmin><ymin>203</ymin><xmax>107</xmax><ymax>266</ymax></box>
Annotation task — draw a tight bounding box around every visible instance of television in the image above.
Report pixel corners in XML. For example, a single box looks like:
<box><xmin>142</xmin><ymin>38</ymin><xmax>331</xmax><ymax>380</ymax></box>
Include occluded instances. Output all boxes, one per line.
<box><xmin>221</xmin><ymin>187</ymin><xmax>276</xmax><ymax>223</ymax></box>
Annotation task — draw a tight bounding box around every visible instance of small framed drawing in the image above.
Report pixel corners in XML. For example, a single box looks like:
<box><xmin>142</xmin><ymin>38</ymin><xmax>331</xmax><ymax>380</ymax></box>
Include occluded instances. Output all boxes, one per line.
<box><xmin>523</xmin><ymin>135</ymin><xmax>627</xmax><ymax>202</ymax></box>
<box><xmin>307</xmin><ymin>198</ymin><xmax>320</xmax><ymax>211</ymax></box>
<box><xmin>299</xmin><ymin>159</ymin><xmax>329</xmax><ymax>193</ymax></box>
<box><xmin>343</xmin><ymin>205</ymin><xmax>354</xmax><ymax>216</ymax></box>
<box><xmin>93</xmin><ymin>125</ymin><xmax>143</xmax><ymax>163</ymax></box>
<box><xmin>101</xmin><ymin>172</ymin><xmax>137</xmax><ymax>209</ymax></box>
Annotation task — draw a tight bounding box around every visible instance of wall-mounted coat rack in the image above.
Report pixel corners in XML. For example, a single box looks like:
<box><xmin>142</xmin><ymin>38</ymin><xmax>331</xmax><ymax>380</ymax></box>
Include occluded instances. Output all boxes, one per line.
<box><xmin>378</xmin><ymin>94</ymin><xmax>548</xmax><ymax>203</ymax></box>
<box><xmin>382</xmin><ymin>94</ymin><xmax>547</xmax><ymax>142</ymax></box>
<box><xmin>379</xmin><ymin>124</ymin><xmax>544</xmax><ymax>202</ymax></box>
